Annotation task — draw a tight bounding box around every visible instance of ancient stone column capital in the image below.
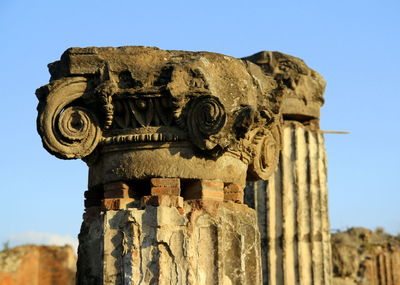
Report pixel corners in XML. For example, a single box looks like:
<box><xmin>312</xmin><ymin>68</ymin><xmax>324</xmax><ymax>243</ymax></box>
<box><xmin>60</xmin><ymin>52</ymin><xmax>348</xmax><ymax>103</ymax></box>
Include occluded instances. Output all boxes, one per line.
<box><xmin>36</xmin><ymin>47</ymin><xmax>284</xmax><ymax>186</ymax></box>
<box><xmin>243</xmin><ymin>51</ymin><xmax>326</xmax><ymax>121</ymax></box>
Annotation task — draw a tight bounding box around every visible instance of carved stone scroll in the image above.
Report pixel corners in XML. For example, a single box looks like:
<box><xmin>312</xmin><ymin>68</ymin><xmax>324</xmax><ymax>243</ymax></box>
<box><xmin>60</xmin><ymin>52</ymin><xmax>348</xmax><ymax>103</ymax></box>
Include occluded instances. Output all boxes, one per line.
<box><xmin>36</xmin><ymin>77</ymin><xmax>102</xmax><ymax>159</ymax></box>
<box><xmin>186</xmin><ymin>95</ymin><xmax>227</xmax><ymax>150</ymax></box>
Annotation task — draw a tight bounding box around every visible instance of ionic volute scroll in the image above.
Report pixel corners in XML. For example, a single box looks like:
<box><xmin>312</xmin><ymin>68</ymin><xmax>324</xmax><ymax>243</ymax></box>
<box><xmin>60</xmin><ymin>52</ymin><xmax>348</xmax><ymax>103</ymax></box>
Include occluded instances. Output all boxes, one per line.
<box><xmin>185</xmin><ymin>95</ymin><xmax>227</xmax><ymax>151</ymax></box>
<box><xmin>234</xmin><ymin>106</ymin><xmax>282</xmax><ymax>181</ymax></box>
<box><xmin>36</xmin><ymin>77</ymin><xmax>102</xmax><ymax>160</ymax></box>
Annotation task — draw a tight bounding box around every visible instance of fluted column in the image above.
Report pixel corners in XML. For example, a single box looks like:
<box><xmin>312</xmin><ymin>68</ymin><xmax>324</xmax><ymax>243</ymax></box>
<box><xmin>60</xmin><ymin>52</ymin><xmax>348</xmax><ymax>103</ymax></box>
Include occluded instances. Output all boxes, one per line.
<box><xmin>78</xmin><ymin>197</ymin><xmax>262</xmax><ymax>284</ymax></box>
<box><xmin>243</xmin><ymin>50</ymin><xmax>332</xmax><ymax>285</ymax></box>
<box><xmin>246</xmin><ymin>122</ymin><xmax>332</xmax><ymax>285</ymax></box>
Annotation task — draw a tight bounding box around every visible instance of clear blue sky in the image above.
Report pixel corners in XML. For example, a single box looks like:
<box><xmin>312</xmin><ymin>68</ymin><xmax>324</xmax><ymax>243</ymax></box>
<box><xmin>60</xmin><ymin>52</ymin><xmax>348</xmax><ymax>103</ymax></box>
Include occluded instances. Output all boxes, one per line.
<box><xmin>1</xmin><ymin>0</ymin><xmax>399</xmax><ymax>247</ymax></box>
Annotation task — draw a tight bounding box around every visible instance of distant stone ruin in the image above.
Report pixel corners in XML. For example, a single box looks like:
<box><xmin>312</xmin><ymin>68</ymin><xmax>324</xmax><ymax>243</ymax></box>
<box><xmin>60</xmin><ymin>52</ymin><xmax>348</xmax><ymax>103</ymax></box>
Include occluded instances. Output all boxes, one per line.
<box><xmin>331</xmin><ymin>227</ymin><xmax>400</xmax><ymax>285</ymax></box>
<box><xmin>0</xmin><ymin>245</ymin><xmax>76</xmax><ymax>285</ymax></box>
<box><xmin>36</xmin><ymin>46</ymin><xmax>330</xmax><ymax>284</ymax></box>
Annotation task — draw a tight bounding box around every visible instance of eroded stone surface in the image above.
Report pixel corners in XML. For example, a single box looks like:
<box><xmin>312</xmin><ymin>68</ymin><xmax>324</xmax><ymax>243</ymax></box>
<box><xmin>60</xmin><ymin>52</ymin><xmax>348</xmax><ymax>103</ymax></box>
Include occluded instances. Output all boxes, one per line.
<box><xmin>243</xmin><ymin>51</ymin><xmax>326</xmax><ymax>121</ymax></box>
<box><xmin>78</xmin><ymin>201</ymin><xmax>262</xmax><ymax>285</ymax></box>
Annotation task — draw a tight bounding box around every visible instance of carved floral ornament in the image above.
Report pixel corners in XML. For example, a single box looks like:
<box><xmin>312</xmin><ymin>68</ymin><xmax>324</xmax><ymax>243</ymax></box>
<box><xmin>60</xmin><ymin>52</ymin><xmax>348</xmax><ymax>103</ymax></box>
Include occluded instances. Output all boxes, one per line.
<box><xmin>36</xmin><ymin>47</ymin><xmax>284</xmax><ymax>181</ymax></box>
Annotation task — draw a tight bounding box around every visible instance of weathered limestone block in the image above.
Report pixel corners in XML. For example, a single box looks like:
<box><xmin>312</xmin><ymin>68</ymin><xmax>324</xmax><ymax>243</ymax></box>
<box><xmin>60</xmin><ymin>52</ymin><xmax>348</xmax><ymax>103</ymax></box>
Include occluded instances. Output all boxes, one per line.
<box><xmin>36</xmin><ymin>47</ymin><xmax>285</xmax><ymax>284</ymax></box>
<box><xmin>78</xmin><ymin>202</ymin><xmax>262</xmax><ymax>285</ymax></box>
<box><xmin>244</xmin><ymin>51</ymin><xmax>332</xmax><ymax>285</ymax></box>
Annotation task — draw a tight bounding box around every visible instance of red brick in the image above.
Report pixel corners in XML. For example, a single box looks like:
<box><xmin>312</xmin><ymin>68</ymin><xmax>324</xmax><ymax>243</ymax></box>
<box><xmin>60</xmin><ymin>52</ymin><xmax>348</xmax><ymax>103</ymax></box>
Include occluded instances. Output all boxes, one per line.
<box><xmin>141</xmin><ymin>195</ymin><xmax>183</xmax><ymax>208</ymax></box>
<box><xmin>202</xmin><ymin>190</ymin><xmax>224</xmax><ymax>199</ymax></box>
<box><xmin>151</xmin><ymin>186</ymin><xmax>180</xmax><ymax>196</ymax></box>
<box><xmin>102</xmin><ymin>198</ymin><xmax>136</xmax><ymax>210</ymax></box>
<box><xmin>184</xmin><ymin>179</ymin><xmax>224</xmax><ymax>201</ymax></box>
<box><xmin>150</xmin><ymin>178</ymin><xmax>180</xmax><ymax>187</ymax></box>
<box><xmin>201</xmin><ymin>180</ymin><xmax>224</xmax><ymax>189</ymax></box>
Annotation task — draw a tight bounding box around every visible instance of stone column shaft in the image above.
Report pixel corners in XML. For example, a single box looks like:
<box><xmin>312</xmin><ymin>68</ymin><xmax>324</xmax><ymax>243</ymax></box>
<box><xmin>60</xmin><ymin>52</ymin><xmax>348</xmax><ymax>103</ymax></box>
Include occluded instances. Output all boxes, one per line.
<box><xmin>78</xmin><ymin>200</ymin><xmax>262</xmax><ymax>285</ymax></box>
<box><xmin>246</xmin><ymin>123</ymin><xmax>332</xmax><ymax>285</ymax></box>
